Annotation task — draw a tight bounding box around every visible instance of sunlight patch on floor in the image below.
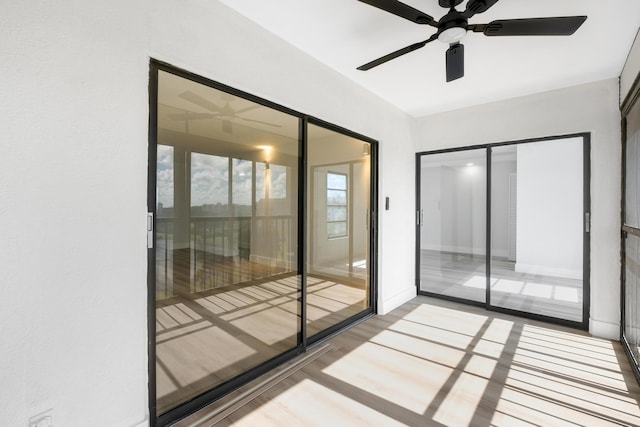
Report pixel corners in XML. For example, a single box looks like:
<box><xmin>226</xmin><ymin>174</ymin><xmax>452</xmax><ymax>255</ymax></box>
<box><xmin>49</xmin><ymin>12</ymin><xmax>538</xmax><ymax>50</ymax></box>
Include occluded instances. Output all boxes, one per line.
<box><xmin>403</xmin><ymin>303</ymin><xmax>487</xmax><ymax>337</ymax></box>
<box><xmin>370</xmin><ymin>329</ymin><xmax>465</xmax><ymax>369</ymax></box>
<box><xmin>323</xmin><ymin>341</ymin><xmax>453</xmax><ymax>414</ymax></box>
<box><xmin>229</xmin><ymin>379</ymin><xmax>406</xmax><ymax>427</ymax></box>
<box><xmin>434</xmin><ymin>372</ymin><xmax>489</xmax><ymax>426</ymax></box>
<box><xmin>389</xmin><ymin>318</ymin><xmax>474</xmax><ymax>350</ymax></box>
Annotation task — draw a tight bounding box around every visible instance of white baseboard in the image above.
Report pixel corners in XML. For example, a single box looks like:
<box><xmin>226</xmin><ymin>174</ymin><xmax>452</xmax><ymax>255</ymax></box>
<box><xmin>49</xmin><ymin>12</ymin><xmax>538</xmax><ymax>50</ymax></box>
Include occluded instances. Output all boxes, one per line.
<box><xmin>378</xmin><ymin>286</ymin><xmax>416</xmax><ymax>315</ymax></box>
<box><xmin>590</xmin><ymin>318</ymin><xmax>620</xmax><ymax>340</ymax></box>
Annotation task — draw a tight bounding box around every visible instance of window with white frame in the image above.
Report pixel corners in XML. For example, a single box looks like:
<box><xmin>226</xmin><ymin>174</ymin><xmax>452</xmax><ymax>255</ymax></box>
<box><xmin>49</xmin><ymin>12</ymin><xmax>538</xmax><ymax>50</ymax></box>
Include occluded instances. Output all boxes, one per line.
<box><xmin>327</xmin><ymin>172</ymin><xmax>347</xmax><ymax>238</ymax></box>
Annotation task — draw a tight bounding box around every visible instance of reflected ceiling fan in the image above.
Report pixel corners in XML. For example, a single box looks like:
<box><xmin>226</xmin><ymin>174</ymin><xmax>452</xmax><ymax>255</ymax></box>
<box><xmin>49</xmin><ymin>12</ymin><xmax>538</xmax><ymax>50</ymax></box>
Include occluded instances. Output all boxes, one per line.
<box><xmin>179</xmin><ymin>91</ymin><xmax>282</xmax><ymax>133</ymax></box>
<box><xmin>357</xmin><ymin>0</ymin><xmax>587</xmax><ymax>81</ymax></box>
<box><xmin>167</xmin><ymin>110</ymin><xmax>217</xmax><ymax>134</ymax></box>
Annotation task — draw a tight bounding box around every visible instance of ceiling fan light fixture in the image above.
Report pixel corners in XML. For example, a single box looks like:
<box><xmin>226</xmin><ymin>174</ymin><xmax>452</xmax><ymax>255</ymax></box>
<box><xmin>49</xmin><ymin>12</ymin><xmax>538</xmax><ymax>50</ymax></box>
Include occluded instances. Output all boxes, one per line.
<box><xmin>438</xmin><ymin>26</ymin><xmax>467</xmax><ymax>44</ymax></box>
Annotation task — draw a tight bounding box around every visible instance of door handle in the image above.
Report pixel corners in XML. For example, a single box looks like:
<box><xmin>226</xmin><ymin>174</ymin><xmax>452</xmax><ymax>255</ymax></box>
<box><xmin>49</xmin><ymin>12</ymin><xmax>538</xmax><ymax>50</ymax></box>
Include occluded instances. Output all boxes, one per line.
<box><xmin>585</xmin><ymin>212</ymin><xmax>590</xmax><ymax>233</ymax></box>
<box><xmin>147</xmin><ymin>212</ymin><xmax>154</xmax><ymax>249</ymax></box>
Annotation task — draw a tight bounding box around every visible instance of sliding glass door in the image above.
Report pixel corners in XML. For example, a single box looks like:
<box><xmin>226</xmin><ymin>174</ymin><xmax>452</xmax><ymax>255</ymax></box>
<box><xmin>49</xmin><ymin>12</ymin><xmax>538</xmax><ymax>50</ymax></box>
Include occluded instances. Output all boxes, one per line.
<box><xmin>417</xmin><ymin>135</ymin><xmax>589</xmax><ymax>327</ymax></box>
<box><xmin>154</xmin><ymin>70</ymin><xmax>301</xmax><ymax>415</ymax></box>
<box><xmin>489</xmin><ymin>139</ymin><xmax>587</xmax><ymax>322</ymax></box>
<box><xmin>149</xmin><ymin>63</ymin><xmax>377</xmax><ymax>425</ymax></box>
<box><xmin>623</xmin><ymin>90</ymin><xmax>640</xmax><ymax>371</ymax></box>
<box><xmin>418</xmin><ymin>149</ymin><xmax>487</xmax><ymax>303</ymax></box>
<box><xmin>307</xmin><ymin>123</ymin><xmax>373</xmax><ymax>339</ymax></box>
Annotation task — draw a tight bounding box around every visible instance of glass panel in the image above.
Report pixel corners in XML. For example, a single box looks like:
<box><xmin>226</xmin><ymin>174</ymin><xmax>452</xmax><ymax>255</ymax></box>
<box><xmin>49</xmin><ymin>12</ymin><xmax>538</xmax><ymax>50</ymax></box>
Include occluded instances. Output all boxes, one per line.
<box><xmin>419</xmin><ymin>150</ymin><xmax>487</xmax><ymax>303</ymax></box>
<box><xmin>626</xmin><ymin>100</ymin><xmax>640</xmax><ymax>228</ymax></box>
<box><xmin>490</xmin><ymin>139</ymin><xmax>583</xmax><ymax>322</ymax></box>
<box><xmin>327</xmin><ymin>222</ymin><xmax>348</xmax><ymax>238</ymax></box>
<box><xmin>232</xmin><ymin>158</ymin><xmax>252</xmax><ymax>216</ymax></box>
<box><xmin>191</xmin><ymin>153</ymin><xmax>228</xmax><ymax>216</ymax></box>
<box><xmin>328</xmin><ymin>173</ymin><xmax>347</xmax><ymax>190</ymax></box>
<box><xmin>155</xmin><ymin>70</ymin><xmax>300</xmax><ymax>415</ymax></box>
<box><xmin>307</xmin><ymin>124</ymin><xmax>371</xmax><ymax>337</ymax></box>
<box><xmin>625</xmin><ymin>234</ymin><xmax>640</xmax><ymax>363</ymax></box>
<box><xmin>156</xmin><ymin>145</ymin><xmax>175</xmax><ymax>300</ymax></box>
<box><xmin>328</xmin><ymin>206</ymin><xmax>347</xmax><ymax>222</ymax></box>
<box><xmin>327</xmin><ymin>189</ymin><xmax>347</xmax><ymax>205</ymax></box>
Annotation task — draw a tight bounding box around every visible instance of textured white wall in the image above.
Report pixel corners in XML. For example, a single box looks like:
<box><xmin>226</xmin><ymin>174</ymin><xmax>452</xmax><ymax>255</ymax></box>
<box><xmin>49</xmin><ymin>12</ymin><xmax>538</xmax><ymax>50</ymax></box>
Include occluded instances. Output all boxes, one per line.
<box><xmin>0</xmin><ymin>1</ymin><xmax>151</xmax><ymax>426</ymax></box>
<box><xmin>415</xmin><ymin>79</ymin><xmax>622</xmax><ymax>339</ymax></box>
<box><xmin>0</xmin><ymin>1</ymin><xmax>417</xmax><ymax>425</ymax></box>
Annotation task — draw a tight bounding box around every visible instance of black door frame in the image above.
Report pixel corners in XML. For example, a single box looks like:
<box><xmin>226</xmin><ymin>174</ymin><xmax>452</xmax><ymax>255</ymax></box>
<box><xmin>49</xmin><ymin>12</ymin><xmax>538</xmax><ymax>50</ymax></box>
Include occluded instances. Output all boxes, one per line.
<box><xmin>415</xmin><ymin>133</ymin><xmax>591</xmax><ymax>330</ymax></box>
<box><xmin>148</xmin><ymin>60</ymin><xmax>378</xmax><ymax>426</ymax></box>
<box><xmin>621</xmin><ymin>68</ymin><xmax>640</xmax><ymax>384</ymax></box>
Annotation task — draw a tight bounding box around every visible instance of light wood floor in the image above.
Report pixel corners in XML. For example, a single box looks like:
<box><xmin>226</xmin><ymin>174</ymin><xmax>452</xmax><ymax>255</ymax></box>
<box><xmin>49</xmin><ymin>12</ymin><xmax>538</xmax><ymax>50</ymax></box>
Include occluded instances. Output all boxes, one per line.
<box><xmin>175</xmin><ymin>296</ymin><xmax>640</xmax><ymax>427</ymax></box>
<box><xmin>420</xmin><ymin>250</ymin><xmax>583</xmax><ymax>322</ymax></box>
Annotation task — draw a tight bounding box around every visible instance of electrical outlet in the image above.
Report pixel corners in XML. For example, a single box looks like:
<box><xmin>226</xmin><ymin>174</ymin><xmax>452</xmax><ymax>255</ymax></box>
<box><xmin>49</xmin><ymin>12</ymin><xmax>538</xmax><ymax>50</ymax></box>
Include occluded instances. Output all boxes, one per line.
<box><xmin>29</xmin><ymin>410</ymin><xmax>53</xmax><ymax>427</ymax></box>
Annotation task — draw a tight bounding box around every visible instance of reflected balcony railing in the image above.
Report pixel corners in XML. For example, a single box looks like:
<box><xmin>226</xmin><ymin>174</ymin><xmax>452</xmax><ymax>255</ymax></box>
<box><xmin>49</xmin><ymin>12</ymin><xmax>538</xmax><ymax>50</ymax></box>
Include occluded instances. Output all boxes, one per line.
<box><xmin>156</xmin><ymin>215</ymin><xmax>294</xmax><ymax>299</ymax></box>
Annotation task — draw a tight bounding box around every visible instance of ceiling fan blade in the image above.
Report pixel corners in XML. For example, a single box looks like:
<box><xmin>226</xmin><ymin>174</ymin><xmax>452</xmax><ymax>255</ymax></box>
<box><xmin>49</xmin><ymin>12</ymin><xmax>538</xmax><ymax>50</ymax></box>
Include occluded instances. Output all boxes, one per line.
<box><xmin>235</xmin><ymin>104</ymin><xmax>261</xmax><ymax>114</ymax></box>
<box><xmin>357</xmin><ymin>34</ymin><xmax>438</xmax><ymax>71</ymax></box>
<box><xmin>463</xmin><ymin>0</ymin><xmax>500</xmax><ymax>19</ymax></box>
<box><xmin>445</xmin><ymin>43</ymin><xmax>464</xmax><ymax>82</ymax></box>
<box><xmin>168</xmin><ymin>112</ymin><xmax>216</xmax><ymax>121</ymax></box>
<box><xmin>179</xmin><ymin>91</ymin><xmax>224</xmax><ymax>113</ymax></box>
<box><xmin>472</xmin><ymin>16</ymin><xmax>587</xmax><ymax>36</ymax></box>
<box><xmin>238</xmin><ymin>117</ymin><xmax>283</xmax><ymax>128</ymax></box>
<box><xmin>358</xmin><ymin>0</ymin><xmax>438</xmax><ymax>27</ymax></box>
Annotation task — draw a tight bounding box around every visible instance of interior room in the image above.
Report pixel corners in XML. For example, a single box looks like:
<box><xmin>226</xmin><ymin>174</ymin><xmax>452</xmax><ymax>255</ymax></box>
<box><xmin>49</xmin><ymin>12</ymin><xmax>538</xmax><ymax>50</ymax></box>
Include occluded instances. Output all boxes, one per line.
<box><xmin>2</xmin><ymin>1</ymin><xmax>640</xmax><ymax>426</ymax></box>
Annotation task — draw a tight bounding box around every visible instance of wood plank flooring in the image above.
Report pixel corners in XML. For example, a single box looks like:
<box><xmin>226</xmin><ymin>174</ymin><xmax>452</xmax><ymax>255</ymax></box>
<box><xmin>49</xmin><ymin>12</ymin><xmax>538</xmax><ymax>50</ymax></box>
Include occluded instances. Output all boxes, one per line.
<box><xmin>174</xmin><ymin>296</ymin><xmax>640</xmax><ymax>427</ymax></box>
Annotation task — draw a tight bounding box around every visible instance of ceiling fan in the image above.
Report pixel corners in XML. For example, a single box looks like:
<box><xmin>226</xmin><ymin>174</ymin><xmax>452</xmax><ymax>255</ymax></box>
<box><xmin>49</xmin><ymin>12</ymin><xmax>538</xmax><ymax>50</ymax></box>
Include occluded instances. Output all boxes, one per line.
<box><xmin>179</xmin><ymin>91</ymin><xmax>281</xmax><ymax>133</ymax></box>
<box><xmin>357</xmin><ymin>0</ymin><xmax>587</xmax><ymax>81</ymax></box>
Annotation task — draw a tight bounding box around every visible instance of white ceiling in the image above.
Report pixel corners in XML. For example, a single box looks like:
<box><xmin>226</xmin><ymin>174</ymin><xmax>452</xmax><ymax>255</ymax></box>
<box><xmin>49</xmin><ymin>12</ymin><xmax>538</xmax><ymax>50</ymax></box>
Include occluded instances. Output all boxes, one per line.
<box><xmin>220</xmin><ymin>0</ymin><xmax>640</xmax><ymax>117</ymax></box>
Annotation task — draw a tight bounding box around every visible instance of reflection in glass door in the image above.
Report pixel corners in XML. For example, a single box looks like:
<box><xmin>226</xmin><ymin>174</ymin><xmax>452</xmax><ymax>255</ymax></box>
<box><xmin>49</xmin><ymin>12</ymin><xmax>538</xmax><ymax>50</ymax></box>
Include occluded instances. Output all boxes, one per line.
<box><xmin>623</xmin><ymin>93</ymin><xmax>640</xmax><ymax>371</ymax></box>
<box><xmin>489</xmin><ymin>139</ymin><xmax>586</xmax><ymax>322</ymax></box>
<box><xmin>418</xmin><ymin>149</ymin><xmax>487</xmax><ymax>303</ymax></box>
<box><xmin>417</xmin><ymin>135</ymin><xmax>589</xmax><ymax>327</ymax></box>
<box><xmin>307</xmin><ymin>123</ymin><xmax>372</xmax><ymax>339</ymax></box>
<box><xmin>151</xmin><ymin>65</ymin><xmax>378</xmax><ymax>424</ymax></box>
<box><xmin>154</xmin><ymin>70</ymin><xmax>301</xmax><ymax>416</ymax></box>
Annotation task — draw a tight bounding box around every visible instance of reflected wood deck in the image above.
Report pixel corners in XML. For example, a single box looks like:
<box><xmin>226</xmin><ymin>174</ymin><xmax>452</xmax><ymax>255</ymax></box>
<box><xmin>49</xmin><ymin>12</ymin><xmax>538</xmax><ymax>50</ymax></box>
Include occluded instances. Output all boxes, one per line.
<box><xmin>175</xmin><ymin>296</ymin><xmax>640</xmax><ymax>427</ymax></box>
<box><xmin>156</xmin><ymin>271</ymin><xmax>367</xmax><ymax>414</ymax></box>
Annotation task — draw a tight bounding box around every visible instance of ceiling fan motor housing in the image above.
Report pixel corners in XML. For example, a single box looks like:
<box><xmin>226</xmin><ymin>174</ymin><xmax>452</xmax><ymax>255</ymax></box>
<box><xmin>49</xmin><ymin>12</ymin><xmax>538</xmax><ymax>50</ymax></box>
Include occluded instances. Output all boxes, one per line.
<box><xmin>437</xmin><ymin>10</ymin><xmax>468</xmax><ymax>43</ymax></box>
<box><xmin>439</xmin><ymin>0</ymin><xmax>463</xmax><ymax>7</ymax></box>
